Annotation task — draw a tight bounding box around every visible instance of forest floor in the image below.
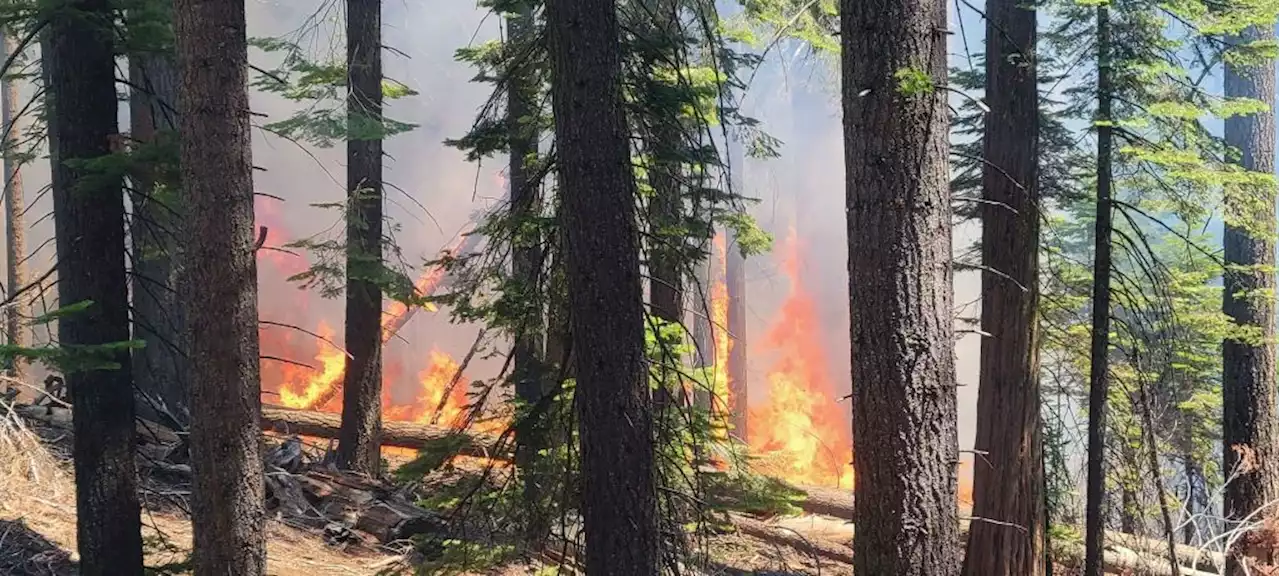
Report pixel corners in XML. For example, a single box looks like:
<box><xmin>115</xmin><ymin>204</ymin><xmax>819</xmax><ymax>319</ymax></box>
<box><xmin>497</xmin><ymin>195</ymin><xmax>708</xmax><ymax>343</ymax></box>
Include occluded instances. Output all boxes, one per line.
<box><xmin>0</xmin><ymin>409</ymin><xmax>854</xmax><ymax>575</ymax></box>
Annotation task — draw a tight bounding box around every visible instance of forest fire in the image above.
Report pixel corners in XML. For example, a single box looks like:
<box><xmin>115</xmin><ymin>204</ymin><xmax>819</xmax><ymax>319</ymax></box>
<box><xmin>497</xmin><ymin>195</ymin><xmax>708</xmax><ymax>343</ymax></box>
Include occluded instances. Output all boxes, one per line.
<box><xmin>745</xmin><ymin>230</ymin><xmax>854</xmax><ymax>489</ymax></box>
<box><xmin>708</xmin><ymin>233</ymin><xmax>732</xmax><ymax>441</ymax></box>
<box><xmin>255</xmin><ymin>203</ymin><xmax>486</xmax><ymax>435</ymax></box>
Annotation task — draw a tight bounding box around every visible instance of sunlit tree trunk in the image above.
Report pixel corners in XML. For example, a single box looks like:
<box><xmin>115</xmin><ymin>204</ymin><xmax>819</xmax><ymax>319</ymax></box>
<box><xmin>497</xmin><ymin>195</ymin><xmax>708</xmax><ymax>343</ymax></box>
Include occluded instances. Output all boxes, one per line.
<box><xmin>2</xmin><ymin>27</ymin><xmax>28</xmax><ymax>383</ymax></box>
<box><xmin>961</xmin><ymin>0</ymin><xmax>1044</xmax><ymax>573</ymax></box>
<box><xmin>1222</xmin><ymin>21</ymin><xmax>1278</xmax><ymax>576</ymax></box>
<box><xmin>840</xmin><ymin>0</ymin><xmax>959</xmax><ymax>574</ymax></box>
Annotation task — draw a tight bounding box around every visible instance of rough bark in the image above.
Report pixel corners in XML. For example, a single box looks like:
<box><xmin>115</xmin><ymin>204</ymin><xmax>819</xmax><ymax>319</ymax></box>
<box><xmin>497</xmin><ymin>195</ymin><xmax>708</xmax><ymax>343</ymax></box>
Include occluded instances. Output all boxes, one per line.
<box><xmin>46</xmin><ymin>1</ymin><xmax>146</xmax><ymax>573</ymax></box>
<box><xmin>2</xmin><ymin>27</ymin><xmax>28</xmax><ymax>384</ymax></box>
<box><xmin>961</xmin><ymin>0</ymin><xmax>1044</xmax><ymax>574</ymax></box>
<box><xmin>1222</xmin><ymin>22</ymin><xmax>1279</xmax><ymax>576</ymax></box>
<box><xmin>128</xmin><ymin>44</ymin><xmax>188</xmax><ymax>429</ymax></box>
<box><xmin>507</xmin><ymin>1</ymin><xmax>550</xmax><ymax>546</ymax></box>
<box><xmin>337</xmin><ymin>0</ymin><xmax>384</xmax><ymax>475</ymax></box>
<box><xmin>546</xmin><ymin>0</ymin><xmax>660</xmax><ymax>570</ymax></box>
<box><xmin>1084</xmin><ymin>6</ymin><xmax>1115</xmax><ymax>576</ymax></box>
<box><xmin>174</xmin><ymin>0</ymin><xmax>267</xmax><ymax>571</ymax></box>
<box><xmin>840</xmin><ymin>0</ymin><xmax>959</xmax><ymax>574</ymax></box>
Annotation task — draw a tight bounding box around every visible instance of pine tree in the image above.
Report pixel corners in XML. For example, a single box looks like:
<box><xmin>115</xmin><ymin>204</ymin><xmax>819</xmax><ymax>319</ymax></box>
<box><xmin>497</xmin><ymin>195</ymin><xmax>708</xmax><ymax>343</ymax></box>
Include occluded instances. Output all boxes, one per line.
<box><xmin>841</xmin><ymin>0</ymin><xmax>959</xmax><ymax>574</ymax></box>
<box><xmin>174</xmin><ymin>0</ymin><xmax>266</xmax><ymax>570</ymax></box>
<box><xmin>962</xmin><ymin>0</ymin><xmax>1045</xmax><ymax>571</ymax></box>
<box><xmin>546</xmin><ymin>0</ymin><xmax>660</xmax><ymax>569</ymax></box>
<box><xmin>2</xmin><ymin>25</ymin><xmax>27</xmax><ymax>384</ymax></box>
<box><xmin>127</xmin><ymin>0</ymin><xmax>187</xmax><ymax>428</ymax></box>
<box><xmin>337</xmin><ymin>0</ymin><xmax>385</xmax><ymax>475</ymax></box>
<box><xmin>506</xmin><ymin>0</ymin><xmax>551</xmax><ymax>545</ymax></box>
<box><xmin>46</xmin><ymin>0</ymin><xmax>145</xmax><ymax>571</ymax></box>
<box><xmin>1221</xmin><ymin>16</ymin><xmax>1278</xmax><ymax>575</ymax></box>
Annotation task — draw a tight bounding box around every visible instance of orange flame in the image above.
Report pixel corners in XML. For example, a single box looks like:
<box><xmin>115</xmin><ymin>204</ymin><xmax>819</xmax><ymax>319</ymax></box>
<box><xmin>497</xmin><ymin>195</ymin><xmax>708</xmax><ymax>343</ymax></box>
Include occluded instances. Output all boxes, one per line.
<box><xmin>708</xmin><ymin>233</ymin><xmax>732</xmax><ymax>440</ymax></box>
<box><xmin>747</xmin><ymin>230</ymin><xmax>854</xmax><ymax>489</ymax></box>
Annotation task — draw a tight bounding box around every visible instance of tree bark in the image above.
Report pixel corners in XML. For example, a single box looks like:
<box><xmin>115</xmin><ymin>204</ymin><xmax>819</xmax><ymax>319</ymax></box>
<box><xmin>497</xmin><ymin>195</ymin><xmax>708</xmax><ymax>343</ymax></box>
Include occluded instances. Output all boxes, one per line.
<box><xmin>129</xmin><ymin>43</ymin><xmax>188</xmax><ymax>429</ymax></box>
<box><xmin>174</xmin><ymin>0</ymin><xmax>267</xmax><ymax>571</ymax></box>
<box><xmin>337</xmin><ymin>0</ymin><xmax>384</xmax><ymax>475</ymax></box>
<box><xmin>3</xmin><ymin>27</ymin><xmax>28</xmax><ymax>384</ymax></box>
<box><xmin>840</xmin><ymin>0</ymin><xmax>958</xmax><ymax>574</ymax></box>
<box><xmin>546</xmin><ymin>0</ymin><xmax>660</xmax><ymax>570</ymax></box>
<box><xmin>1222</xmin><ymin>22</ymin><xmax>1279</xmax><ymax>576</ymax></box>
<box><xmin>46</xmin><ymin>0</ymin><xmax>146</xmax><ymax>572</ymax></box>
<box><xmin>507</xmin><ymin>1</ymin><xmax>550</xmax><ymax>546</ymax></box>
<box><xmin>961</xmin><ymin>0</ymin><xmax>1044</xmax><ymax>574</ymax></box>
<box><xmin>1084</xmin><ymin>6</ymin><xmax>1115</xmax><ymax>576</ymax></box>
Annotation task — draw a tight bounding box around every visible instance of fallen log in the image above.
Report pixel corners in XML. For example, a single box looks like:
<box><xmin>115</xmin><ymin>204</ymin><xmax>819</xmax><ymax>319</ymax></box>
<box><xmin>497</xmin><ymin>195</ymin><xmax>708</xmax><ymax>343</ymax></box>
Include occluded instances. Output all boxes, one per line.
<box><xmin>1104</xmin><ymin>530</ymin><xmax>1225</xmax><ymax>573</ymax></box>
<box><xmin>1052</xmin><ymin>541</ymin><xmax>1219</xmax><ymax>576</ymax></box>
<box><xmin>729</xmin><ymin>513</ymin><xmax>853</xmax><ymax>565</ymax></box>
<box><xmin>260</xmin><ymin>405</ymin><xmax>506</xmax><ymax>457</ymax></box>
<box><xmin>795</xmin><ymin>485</ymin><xmax>852</xmax><ymax>520</ymax></box>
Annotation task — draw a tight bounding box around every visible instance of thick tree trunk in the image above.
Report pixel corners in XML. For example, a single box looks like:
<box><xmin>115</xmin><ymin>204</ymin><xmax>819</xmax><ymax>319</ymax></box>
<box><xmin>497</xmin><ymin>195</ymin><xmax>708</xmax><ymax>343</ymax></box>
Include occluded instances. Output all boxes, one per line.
<box><xmin>961</xmin><ymin>0</ymin><xmax>1044</xmax><ymax>574</ymax></box>
<box><xmin>174</xmin><ymin>0</ymin><xmax>267</xmax><ymax>571</ymax></box>
<box><xmin>546</xmin><ymin>0</ymin><xmax>660</xmax><ymax>570</ymax></box>
<box><xmin>46</xmin><ymin>2</ymin><xmax>146</xmax><ymax>573</ymax></box>
<box><xmin>1222</xmin><ymin>22</ymin><xmax>1279</xmax><ymax>576</ymax></box>
<box><xmin>2</xmin><ymin>27</ymin><xmax>27</xmax><ymax>383</ymax></box>
<box><xmin>337</xmin><ymin>0</ymin><xmax>384</xmax><ymax>475</ymax></box>
<box><xmin>840</xmin><ymin>0</ymin><xmax>958</xmax><ymax>574</ymax></box>
<box><xmin>507</xmin><ymin>2</ymin><xmax>551</xmax><ymax>546</ymax></box>
<box><xmin>128</xmin><ymin>47</ymin><xmax>188</xmax><ymax>429</ymax></box>
<box><xmin>1084</xmin><ymin>7</ymin><xmax>1115</xmax><ymax>576</ymax></box>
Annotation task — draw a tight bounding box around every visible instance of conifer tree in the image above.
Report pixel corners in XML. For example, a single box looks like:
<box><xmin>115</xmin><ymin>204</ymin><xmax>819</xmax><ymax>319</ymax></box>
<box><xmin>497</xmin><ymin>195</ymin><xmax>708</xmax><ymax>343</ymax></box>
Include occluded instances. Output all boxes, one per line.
<box><xmin>337</xmin><ymin>0</ymin><xmax>385</xmax><ymax>475</ymax></box>
<box><xmin>841</xmin><ymin>0</ymin><xmax>959</xmax><ymax>574</ymax></box>
<box><xmin>46</xmin><ymin>0</ymin><xmax>145</xmax><ymax>572</ymax></box>
<box><xmin>174</xmin><ymin>0</ymin><xmax>266</xmax><ymax>570</ymax></box>
<box><xmin>546</xmin><ymin>0</ymin><xmax>660</xmax><ymax>569</ymax></box>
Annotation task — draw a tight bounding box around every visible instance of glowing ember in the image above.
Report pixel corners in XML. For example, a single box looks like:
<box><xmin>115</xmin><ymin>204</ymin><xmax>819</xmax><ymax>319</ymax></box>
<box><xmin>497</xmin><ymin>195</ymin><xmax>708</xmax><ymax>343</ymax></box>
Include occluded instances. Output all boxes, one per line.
<box><xmin>747</xmin><ymin>230</ymin><xmax>854</xmax><ymax>489</ymax></box>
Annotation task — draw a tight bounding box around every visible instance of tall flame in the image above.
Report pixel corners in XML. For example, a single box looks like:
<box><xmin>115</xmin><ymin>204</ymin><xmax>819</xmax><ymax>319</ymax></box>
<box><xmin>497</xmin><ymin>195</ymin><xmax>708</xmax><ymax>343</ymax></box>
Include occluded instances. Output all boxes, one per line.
<box><xmin>747</xmin><ymin>230</ymin><xmax>854</xmax><ymax>489</ymax></box>
<box><xmin>708</xmin><ymin>233</ymin><xmax>732</xmax><ymax>440</ymax></box>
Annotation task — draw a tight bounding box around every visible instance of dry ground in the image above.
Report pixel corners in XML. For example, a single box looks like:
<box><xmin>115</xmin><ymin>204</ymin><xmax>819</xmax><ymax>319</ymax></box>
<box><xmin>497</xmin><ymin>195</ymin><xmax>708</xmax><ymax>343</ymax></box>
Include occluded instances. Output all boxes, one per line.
<box><xmin>0</xmin><ymin>410</ymin><xmax>851</xmax><ymax>575</ymax></box>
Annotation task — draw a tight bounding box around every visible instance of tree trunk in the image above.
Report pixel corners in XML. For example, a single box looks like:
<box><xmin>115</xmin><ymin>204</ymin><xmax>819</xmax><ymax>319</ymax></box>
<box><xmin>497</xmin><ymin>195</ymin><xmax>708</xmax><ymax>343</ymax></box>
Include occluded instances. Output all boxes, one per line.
<box><xmin>507</xmin><ymin>2</ymin><xmax>550</xmax><ymax>544</ymax></box>
<box><xmin>546</xmin><ymin>0</ymin><xmax>660</xmax><ymax>570</ymax></box>
<box><xmin>173</xmin><ymin>0</ymin><xmax>267</xmax><ymax>571</ymax></box>
<box><xmin>840</xmin><ymin>0</ymin><xmax>958</xmax><ymax>574</ymax></box>
<box><xmin>1084</xmin><ymin>6</ymin><xmax>1115</xmax><ymax>576</ymax></box>
<box><xmin>961</xmin><ymin>0</ymin><xmax>1044</xmax><ymax>574</ymax></box>
<box><xmin>337</xmin><ymin>0</ymin><xmax>384</xmax><ymax>475</ymax></box>
<box><xmin>129</xmin><ymin>44</ymin><xmax>188</xmax><ymax>429</ymax></box>
<box><xmin>1222</xmin><ymin>22</ymin><xmax>1279</xmax><ymax>576</ymax></box>
<box><xmin>46</xmin><ymin>0</ymin><xmax>145</xmax><ymax>572</ymax></box>
<box><xmin>725</xmin><ymin>233</ymin><xmax>747</xmax><ymax>441</ymax></box>
<box><xmin>2</xmin><ymin>26</ymin><xmax>27</xmax><ymax>383</ymax></box>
